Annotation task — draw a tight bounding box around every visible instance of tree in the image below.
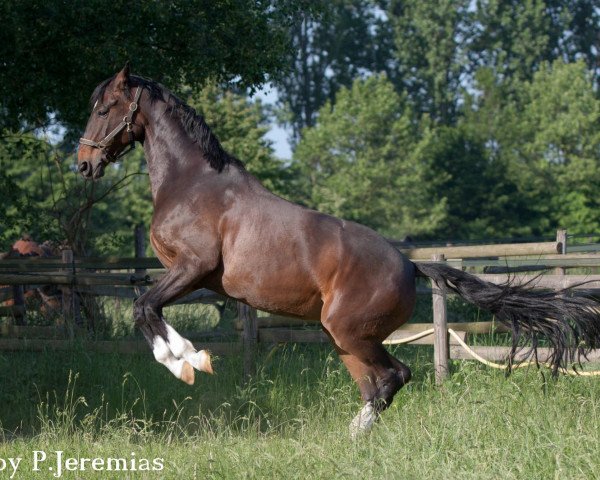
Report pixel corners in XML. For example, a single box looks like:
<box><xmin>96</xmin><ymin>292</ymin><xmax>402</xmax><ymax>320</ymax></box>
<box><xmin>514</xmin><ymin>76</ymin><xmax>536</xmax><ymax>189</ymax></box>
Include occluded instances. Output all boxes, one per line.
<box><xmin>0</xmin><ymin>0</ymin><xmax>304</xmax><ymax>253</ymax></box>
<box><xmin>468</xmin><ymin>0</ymin><xmax>556</xmax><ymax>86</ymax></box>
<box><xmin>458</xmin><ymin>68</ymin><xmax>552</xmax><ymax>237</ymax></box>
<box><xmin>0</xmin><ymin>0</ymin><xmax>301</xmax><ymax>133</ymax></box>
<box><xmin>0</xmin><ymin>130</ymin><xmax>145</xmax><ymax>253</ymax></box>
<box><xmin>0</xmin><ymin>133</ymin><xmax>62</xmax><ymax>248</ymax></box>
<box><xmin>275</xmin><ymin>0</ymin><xmax>396</xmax><ymax>143</ymax></box>
<box><xmin>293</xmin><ymin>75</ymin><xmax>447</xmax><ymax>238</ymax></box>
<box><xmin>469</xmin><ymin>0</ymin><xmax>600</xmax><ymax>86</ymax></box>
<box><xmin>410</xmin><ymin>123</ymin><xmax>536</xmax><ymax>240</ymax></box>
<box><xmin>561</xmin><ymin>1</ymin><xmax>600</xmax><ymax>79</ymax></box>
<box><xmin>461</xmin><ymin>60</ymin><xmax>600</xmax><ymax>237</ymax></box>
<box><xmin>387</xmin><ymin>0</ymin><xmax>470</xmax><ymax>125</ymax></box>
<box><xmin>514</xmin><ymin>60</ymin><xmax>600</xmax><ymax>234</ymax></box>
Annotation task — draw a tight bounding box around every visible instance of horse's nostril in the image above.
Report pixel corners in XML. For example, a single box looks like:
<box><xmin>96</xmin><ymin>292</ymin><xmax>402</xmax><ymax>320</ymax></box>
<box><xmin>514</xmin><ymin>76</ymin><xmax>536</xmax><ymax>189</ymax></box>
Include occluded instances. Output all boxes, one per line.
<box><xmin>79</xmin><ymin>162</ymin><xmax>90</xmax><ymax>174</ymax></box>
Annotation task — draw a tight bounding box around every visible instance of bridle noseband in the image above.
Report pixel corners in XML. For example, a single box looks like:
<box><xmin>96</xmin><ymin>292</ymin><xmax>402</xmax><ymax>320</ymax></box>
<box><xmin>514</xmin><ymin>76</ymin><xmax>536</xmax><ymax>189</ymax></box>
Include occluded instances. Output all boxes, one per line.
<box><xmin>79</xmin><ymin>86</ymin><xmax>143</xmax><ymax>163</ymax></box>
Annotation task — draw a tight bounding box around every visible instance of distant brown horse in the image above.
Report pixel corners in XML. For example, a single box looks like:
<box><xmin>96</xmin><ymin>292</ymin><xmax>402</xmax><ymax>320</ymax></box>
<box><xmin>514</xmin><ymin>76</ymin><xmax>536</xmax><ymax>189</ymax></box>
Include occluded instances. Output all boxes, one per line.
<box><xmin>1</xmin><ymin>236</ymin><xmax>61</xmax><ymax>323</ymax></box>
<box><xmin>78</xmin><ymin>65</ymin><xmax>600</xmax><ymax>436</ymax></box>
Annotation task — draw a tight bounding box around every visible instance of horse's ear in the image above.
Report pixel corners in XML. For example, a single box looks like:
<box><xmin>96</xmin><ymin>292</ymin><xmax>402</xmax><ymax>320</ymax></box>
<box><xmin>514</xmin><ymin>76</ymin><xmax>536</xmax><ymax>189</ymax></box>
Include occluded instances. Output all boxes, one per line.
<box><xmin>114</xmin><ymin>62</ymin><xmax>131</xmax><ymax>91</ymax></box>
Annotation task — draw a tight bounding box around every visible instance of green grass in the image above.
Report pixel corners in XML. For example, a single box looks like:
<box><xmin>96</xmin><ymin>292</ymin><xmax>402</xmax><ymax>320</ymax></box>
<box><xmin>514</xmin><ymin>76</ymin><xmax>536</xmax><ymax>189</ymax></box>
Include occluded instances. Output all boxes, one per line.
<box><xmin>2</xmin><ymin>343</ymin><xmax>600</xmax><ymax>479</ymax></box>
<box><xmin>0</xmin><ymin>293</ymin><xmax>594</xmax><ymax>478</ymax></box>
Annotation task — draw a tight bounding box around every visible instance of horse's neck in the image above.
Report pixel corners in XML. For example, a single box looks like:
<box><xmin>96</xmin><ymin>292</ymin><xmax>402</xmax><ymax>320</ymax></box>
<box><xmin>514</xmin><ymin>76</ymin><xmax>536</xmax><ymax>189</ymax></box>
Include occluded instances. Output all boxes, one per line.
<box><xmin>142</xmin><ymin>105</ymin><xmax>215</xmax><ymax>202</ymax></box>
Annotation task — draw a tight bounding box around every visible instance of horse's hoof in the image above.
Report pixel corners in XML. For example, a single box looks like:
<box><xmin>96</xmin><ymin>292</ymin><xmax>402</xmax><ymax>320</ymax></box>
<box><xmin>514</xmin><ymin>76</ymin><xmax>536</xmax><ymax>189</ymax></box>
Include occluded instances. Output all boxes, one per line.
<box><xmin>187</xmin><ymin>350</ymin><xmax>213</xmax><ymax>374</ymax></box>
<box><xmin>180</xmin><ymin>361</ymin><xmax>195</xmax><ymax>385</ymax></box>
<box><xmin>349</xmin><ymin>402</ymin><xmax>377</xmax><ymax>440</ymax></box>
<box><xmin>198</xmin><ymin>350</ymin><xmax>213</xmax><ymax>374</ymax></box>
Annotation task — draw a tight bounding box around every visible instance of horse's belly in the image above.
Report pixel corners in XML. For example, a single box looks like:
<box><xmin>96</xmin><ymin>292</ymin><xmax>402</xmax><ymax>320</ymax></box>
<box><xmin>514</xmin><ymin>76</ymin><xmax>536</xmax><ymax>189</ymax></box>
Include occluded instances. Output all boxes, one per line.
<box><xmin>220</xmin><ymin>269</ymin><xmax>323</xmax><ymax>320</ymax></box>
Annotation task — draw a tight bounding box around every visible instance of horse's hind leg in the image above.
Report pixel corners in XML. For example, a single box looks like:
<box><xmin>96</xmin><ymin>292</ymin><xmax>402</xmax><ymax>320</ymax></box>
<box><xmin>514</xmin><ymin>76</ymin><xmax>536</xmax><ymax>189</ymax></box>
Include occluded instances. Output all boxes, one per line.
<box><xmin>134</xmin><ymin>260</ymin><xmax>213</xmax><ymax>384</ymax></box>
<box><xmin>323</xmin><ymin>325</ymin><xmax>411</xmax><ymax>438</ymax></box>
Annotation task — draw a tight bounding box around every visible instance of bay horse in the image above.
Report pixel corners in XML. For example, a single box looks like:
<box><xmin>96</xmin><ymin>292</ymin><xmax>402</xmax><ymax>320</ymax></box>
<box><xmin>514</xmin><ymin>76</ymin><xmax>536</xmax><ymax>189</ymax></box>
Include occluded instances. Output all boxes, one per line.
<box><xmin>78</xmin><ymin>65</ymin><xmax>600</xmax><ymax>436</ymax></box>
<box><xmin>1</xmin><ymin>236</ymin><xmax>62</xmax><ymax>323</ymax></box>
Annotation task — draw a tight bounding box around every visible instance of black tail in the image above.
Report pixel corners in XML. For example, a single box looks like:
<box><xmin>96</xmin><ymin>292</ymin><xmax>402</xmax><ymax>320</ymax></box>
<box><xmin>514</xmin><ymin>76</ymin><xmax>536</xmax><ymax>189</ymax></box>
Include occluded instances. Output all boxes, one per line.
<box><xmin>414</xmin><ymin>262</ymin><xmax>600</xmax><ymax>375</ymax></box>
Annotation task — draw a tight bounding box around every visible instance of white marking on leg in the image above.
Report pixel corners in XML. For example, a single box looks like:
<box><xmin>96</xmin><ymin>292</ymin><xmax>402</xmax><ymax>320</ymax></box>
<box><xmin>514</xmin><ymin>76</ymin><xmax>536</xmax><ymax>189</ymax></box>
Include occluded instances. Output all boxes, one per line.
<box><xmin>165</xmin><ymin>323</ymin><xmax>190</xmax><ymax>358</ymax></box>
<box><xmin>152</xmin><ymin>335</ymin><xmax>194</xmax><ymax>383</ymax></box>
<box><xmin>349</xmin><ymin>402</ymin><xmax>378</xmax><ymax>440</ymax></box>
<box><xmin>165</xmin><ymin>323</ymin><xmax>213</xmax><ymax>374</ymax></box>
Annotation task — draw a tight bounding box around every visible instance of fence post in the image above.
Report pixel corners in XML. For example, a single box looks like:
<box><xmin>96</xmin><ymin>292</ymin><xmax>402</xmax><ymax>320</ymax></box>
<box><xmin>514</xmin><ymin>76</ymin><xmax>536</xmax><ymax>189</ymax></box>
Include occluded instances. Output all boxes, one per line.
<box><xmin>61</xmin><ymin>249</ymin><xmax>82</xmax><ymax>333</ymax></box>
<box><xmin>432</xmin><ymin>253</ymin><xmax>449</xmax><ymax>384</ymax></box>
<box><xmin>555</xmin><ymin>229</ymin><xmax>567</xmax><ymax>276</ymax></box>
<box><xmin>134</xmin><ymin>224</ymin><xmax>147</xmax><ymax>298</ymax></box>
<box><xmin>238</xmin><ymin>302</ymin><xmax>258</xmax><ymax>379</ymax></box>
<box><xmin>134</xmin><ymin>224</ymin><xmax>146</xmax><ymax>277</ymax></box>
<box><xmin>11</xmin><ymin>285</ymin><xmax>25</xmax><ymax>326</ymax></box>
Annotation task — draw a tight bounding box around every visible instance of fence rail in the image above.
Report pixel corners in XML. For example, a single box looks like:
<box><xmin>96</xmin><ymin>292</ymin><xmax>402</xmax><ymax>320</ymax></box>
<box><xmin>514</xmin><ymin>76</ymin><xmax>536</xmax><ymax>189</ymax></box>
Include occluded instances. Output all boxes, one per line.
<box><xmin>401</xmin><ymin>241</ymin><xmax>561</xmax><ymax>260</ymax></box>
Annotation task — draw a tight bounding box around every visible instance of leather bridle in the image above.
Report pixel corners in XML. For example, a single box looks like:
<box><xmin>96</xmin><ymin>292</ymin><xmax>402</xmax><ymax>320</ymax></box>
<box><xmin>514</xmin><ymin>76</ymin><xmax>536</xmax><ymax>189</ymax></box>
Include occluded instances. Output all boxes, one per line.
<box><xmin>79</xmin><ymin>86</ymin><xmax>143</xmax><ymax>163</ymax></box>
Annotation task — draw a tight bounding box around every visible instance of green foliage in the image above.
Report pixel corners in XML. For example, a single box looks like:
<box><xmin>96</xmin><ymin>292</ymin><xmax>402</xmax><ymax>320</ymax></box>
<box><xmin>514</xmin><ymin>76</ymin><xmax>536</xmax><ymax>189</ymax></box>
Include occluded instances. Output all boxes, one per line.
<box><xmin>470</xmin><ymin>0</ymin><xmax>600</xmax><ymax>84</ymax></box>
<box><xmin>0</xmin><ymin>0</ymin><xmax>307</xmax><ymax>253</ymax></box>
<box><xmin>0</xmin><ymin>0</ymin><xmax>300</xmax><ymax>132</ymax></box>
<box><xmin>275</xmin><ymin>0</ymin><xmax>396</xmax><ymax>142</ymax></box>
<box><xmin>389</xmin><ymin>0</ymin><xmax>469</xmax><ymax>125</ymax></box>
<box><xmin>462</xmin><ymin>60</ymin><xmax>600</xmax><ymax>237</ymax></box>
<box><xmin>512</xmin><ymin>60</ymin><xmax>600</xmax><ymax>234</ymax></box>
<box><xmin>3</xmin><ymin>1</ymin><xmax>600</xmax><ymax>250</ymax></box>
<box><xmin>0</xmin><ymin>132</ymin><xmax>151</xmax><ymax>254</ymax></box>
<box><xmin>294</xmin><ymin>75</ymin><xmax>446</xmax><ymax>237</ymax></box>
<box><xmin>408</xmin><ymin>124</ymin><xmax>525</xmax><ymax>239</ymax></box>
<box><xmin>386</xmin><ymin>0</ymin><xmax>600</xmax><ymax>126</ymax></box>
<box><xmin>293</xmin><ymin>57</ymin><xmax>600</xmax><ymax>241</ymax></box>
<box><xmin>0</xmin><ymin>132</ymin><xmax>68</xmax><ymax>248</ymax></box>
<box><xmin>468</xmin><ymin>0</ymin><xmax>556</xmax><ymax>83</ymax></box>
<box><xmin>281</xmin><ymin>1</ymin><xmax>600</xmax><ymax>241</ymax></box>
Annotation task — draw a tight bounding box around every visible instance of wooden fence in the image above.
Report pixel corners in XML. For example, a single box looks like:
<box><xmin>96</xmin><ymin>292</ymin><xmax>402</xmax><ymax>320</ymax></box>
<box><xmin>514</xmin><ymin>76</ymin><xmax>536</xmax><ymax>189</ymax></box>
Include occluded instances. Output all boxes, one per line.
<box><xmin>2</xmin><ymin>228</ymin><xmax>600</xmax><ymax>380</ymax></box>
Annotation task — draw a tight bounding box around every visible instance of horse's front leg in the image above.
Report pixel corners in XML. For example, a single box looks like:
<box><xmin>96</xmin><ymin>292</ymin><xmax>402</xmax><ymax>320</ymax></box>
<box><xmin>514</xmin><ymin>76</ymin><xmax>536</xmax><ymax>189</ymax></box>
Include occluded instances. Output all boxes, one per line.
<box><xmin>134</xmin><ymin>259</ymin><xmax>213</xmax><ymax>385</ymax></box>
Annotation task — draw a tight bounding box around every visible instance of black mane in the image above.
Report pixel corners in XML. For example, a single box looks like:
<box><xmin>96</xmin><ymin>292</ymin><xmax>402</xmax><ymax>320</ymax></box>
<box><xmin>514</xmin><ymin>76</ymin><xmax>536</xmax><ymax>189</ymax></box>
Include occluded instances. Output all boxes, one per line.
<box><xmin>90</xmin><ymin>74</ymin><xmax>245</xmax><ymax>173</ymax></box>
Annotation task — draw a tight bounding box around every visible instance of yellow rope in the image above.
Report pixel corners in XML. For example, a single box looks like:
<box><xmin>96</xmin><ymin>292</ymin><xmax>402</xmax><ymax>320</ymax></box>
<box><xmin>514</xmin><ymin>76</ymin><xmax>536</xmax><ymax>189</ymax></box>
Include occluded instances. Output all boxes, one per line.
<box><xmin>383</xmin><ymin>326</ymin><xmax>600</xmax><ymax>376</ymax></box>
<box><xmin>448</xmin><ymin>328</ymin><xmax>600</xmax><ymax>377</ymax></box>
<box><xmin>383</xmin><ymin>328</ymin><xmax>435</xmax><ymax>345</ymax></box>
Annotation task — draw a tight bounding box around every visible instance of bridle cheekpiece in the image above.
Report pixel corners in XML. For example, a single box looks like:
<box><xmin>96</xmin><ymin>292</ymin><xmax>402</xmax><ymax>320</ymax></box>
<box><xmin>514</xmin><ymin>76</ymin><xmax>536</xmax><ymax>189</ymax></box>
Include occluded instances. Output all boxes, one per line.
<box><xmin>79</xmin><ymin>86</ymin><xmax>143</xmax><ymax>163</ymax></box>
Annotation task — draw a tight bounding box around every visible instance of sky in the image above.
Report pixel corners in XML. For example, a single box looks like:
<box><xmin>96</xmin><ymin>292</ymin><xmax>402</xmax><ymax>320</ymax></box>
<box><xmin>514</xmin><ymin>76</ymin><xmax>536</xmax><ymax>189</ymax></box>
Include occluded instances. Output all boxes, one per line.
<box><xmin>253</xmin><ymin>83</ymin><xmax>293</xmax><ymax>160</ymax></box>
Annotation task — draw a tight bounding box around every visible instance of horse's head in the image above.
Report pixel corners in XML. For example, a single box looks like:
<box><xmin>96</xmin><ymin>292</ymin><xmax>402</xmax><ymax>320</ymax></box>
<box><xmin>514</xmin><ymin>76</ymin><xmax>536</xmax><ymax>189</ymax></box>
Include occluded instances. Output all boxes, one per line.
<box><xmin>78</xmin><ymin>64</ymin><xmax>146</xmax><ymax>180</ymax></box>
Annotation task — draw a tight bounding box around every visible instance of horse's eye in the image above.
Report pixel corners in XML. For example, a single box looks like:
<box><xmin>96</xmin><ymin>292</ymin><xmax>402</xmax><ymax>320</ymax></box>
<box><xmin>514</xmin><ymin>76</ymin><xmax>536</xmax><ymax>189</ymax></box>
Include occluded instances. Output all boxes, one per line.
<box><xmin>97</xmin><ymin>108</ymin><xmax>109</xmax><ymax>117</ymax></box>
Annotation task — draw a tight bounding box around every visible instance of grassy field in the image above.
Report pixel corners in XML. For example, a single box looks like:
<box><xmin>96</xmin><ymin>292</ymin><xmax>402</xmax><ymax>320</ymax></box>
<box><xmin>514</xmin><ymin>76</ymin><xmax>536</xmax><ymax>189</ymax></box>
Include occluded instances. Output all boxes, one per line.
<box><xmin>0</xmin><ymin>295</ymin><xmax>597</xmax><ymax>479</ymax></box>
<box><xmin>2</xmin><ymin>338</ymin><xmax>600</xmax><ymax>480</ymax></box>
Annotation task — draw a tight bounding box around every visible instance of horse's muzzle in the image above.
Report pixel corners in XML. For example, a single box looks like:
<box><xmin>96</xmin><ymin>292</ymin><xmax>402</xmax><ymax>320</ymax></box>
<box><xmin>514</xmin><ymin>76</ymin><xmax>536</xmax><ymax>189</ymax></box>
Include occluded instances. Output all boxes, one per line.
<box><xmin>78</xmin><ymin>161</ymin><xmax>91</xmax><ymax>176</ymax></box>
<box><xmin>78</xmin><ymin>159</ymin><xmax>105</xmax><ymax>180</ymax></box>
